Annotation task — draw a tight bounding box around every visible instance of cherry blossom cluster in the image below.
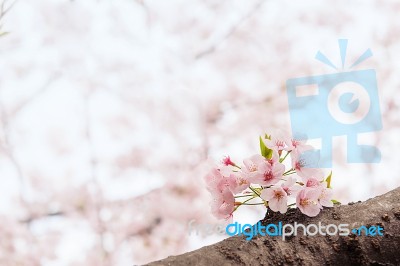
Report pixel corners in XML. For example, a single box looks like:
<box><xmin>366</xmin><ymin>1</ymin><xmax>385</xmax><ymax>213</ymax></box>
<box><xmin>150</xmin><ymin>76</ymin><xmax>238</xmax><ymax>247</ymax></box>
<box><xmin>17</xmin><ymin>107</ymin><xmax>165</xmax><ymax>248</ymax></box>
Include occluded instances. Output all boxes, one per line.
<box><xmin>204</xmin><ymin>133</ymin><xmax>335</xmax><ymax>220</ymax></box>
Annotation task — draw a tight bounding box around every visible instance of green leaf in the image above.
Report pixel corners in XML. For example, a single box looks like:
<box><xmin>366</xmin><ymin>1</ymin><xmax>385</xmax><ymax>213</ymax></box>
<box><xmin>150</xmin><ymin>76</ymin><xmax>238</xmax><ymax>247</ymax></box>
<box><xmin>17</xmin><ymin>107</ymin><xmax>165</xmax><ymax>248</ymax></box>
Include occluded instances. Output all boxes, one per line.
<box><xmin>325</xmin><ymin>171</ymin><xmax>332</xmax><ymax>188</ymax></box>
<box><xmin>331</xmin><ymin>199</ymin><xmax>341</xmax><ymax>204</ymax></box>
<box><xmin>259</xmin><ymin>136</ymin><xmax>273</xmax><ymax>159</ymax></box>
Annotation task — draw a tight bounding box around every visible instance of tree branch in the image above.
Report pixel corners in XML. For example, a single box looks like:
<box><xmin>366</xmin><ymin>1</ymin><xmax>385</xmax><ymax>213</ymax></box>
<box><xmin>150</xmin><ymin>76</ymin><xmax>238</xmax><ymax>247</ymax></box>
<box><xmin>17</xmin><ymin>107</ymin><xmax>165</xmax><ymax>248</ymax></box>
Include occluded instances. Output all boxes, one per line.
<box><xmin>146</xmin><ymin>187</ymin><xmax>400</xmax><ymax>266</ymax></box>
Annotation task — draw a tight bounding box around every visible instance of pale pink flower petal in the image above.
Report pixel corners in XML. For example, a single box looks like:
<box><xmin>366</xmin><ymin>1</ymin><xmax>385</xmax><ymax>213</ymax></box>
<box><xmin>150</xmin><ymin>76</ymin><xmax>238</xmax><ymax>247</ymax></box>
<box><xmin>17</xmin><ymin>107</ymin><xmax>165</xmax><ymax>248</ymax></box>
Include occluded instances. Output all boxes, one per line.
<box><xmin>318</xmin><ymin>187</ymin><xmax>334</xmax><ymax>207</ymax></box>
<box><xmin>296</xmin><ymin>188</ymin><xmax>322</xmax><ymax>217</ymax></box>
<box><xmin>301</xmin><ymin>170</ymin><xmax>325</xmax><ymax>188</ymax></box>
<box><xmin>241</xmin><ymin>154</ymin><xmax>267</xmax><ymax>181</ymax></box>
<box><xmin>252</xmin><ymin>162</ymin><xmax>285</xmax><ymax>186</ymax></box>
<box><xmin>261</xmin><ymin>187</ymin><xmax>288</xmax><ymax>214</ymax></box>
<box><xmin>285</xmin><ymin>134</ymin><xmax>313</xmax><ymax>153</ymax></box>
<box><xmin>304</xmin><ymin>177</ymin><xmax>321</xmax><ymax>188</ymax></box>
<box><xmin>266</xmin><ymin>150</ymin><xmax>280</xmax><ymax>167</ymax></box>
<box><xmin>204</xmin><ymin>168</ymin><xmax>224</xmax><ymax>193</ymax></box>
<box><xmin>210</xmin><ymin>187</ymin><xmax>235</xmax><ymax>220</ymax></box>
<box><xmin>281</xmin><ymin>176</ymin><xmax>301</xmax><ymax>196</ymax></box>
<box><xmin>219</xmin><ymin>164</ymin><xmax>235</xmax><ymax>177</ymax></box>
<box><xmin>230</xmin><ymin>173</ymin><xmax>250</xmax><ymax>194</ymax></box>
<box><xmin>263</xmin><ymin>133</ymin><xmax>288</xmax><ymax>152</ymax></box>
<box><xmin>291</xmin><ymin>150</ymin><xmax>321</xmax><ymax>178</ymax></box>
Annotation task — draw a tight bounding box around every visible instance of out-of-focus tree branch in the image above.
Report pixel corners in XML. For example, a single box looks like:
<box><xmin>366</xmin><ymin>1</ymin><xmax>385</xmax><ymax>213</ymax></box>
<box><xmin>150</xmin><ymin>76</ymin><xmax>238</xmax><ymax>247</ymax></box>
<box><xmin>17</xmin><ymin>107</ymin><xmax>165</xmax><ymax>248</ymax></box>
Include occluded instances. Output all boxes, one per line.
<box><xmin>195</xmin><ymin>0</ymin><xmax>265</xmax><ymax>59</ymax></box>
<box><xmin>83</xmin><ymin>91</ymin><xmax>111</xmax><ymax>266</ymax></box>
<box><xmin>0</xmin><ymin>0</ymin><xmax>16</xmax><ymax>36</ymax></box>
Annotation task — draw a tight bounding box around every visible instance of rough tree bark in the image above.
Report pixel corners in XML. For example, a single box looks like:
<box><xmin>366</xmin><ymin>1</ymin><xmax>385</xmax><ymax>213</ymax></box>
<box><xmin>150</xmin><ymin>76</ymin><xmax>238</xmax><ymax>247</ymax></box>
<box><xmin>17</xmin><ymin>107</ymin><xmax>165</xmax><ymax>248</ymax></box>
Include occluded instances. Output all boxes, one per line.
<box><xmin>146</xmin><ymin>187</ymin><xmax>400</xmax><ymax>266</ymax></box>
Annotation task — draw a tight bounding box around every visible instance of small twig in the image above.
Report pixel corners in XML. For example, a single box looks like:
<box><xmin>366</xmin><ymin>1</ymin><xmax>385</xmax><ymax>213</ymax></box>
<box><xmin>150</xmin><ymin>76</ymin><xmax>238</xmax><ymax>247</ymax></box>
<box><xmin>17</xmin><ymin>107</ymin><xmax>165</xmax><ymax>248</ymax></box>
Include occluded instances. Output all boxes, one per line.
<box><xmin>195</xmin><ymin>0</ymin><xmax>266</xmax><ymax>59</ymax></box>
<box><xmin>0</xmin><ymin>0</ymin><xmax>17</xmax><ymax>21</ymax></box>
<box><xmin>83</xmin><ymin>92</ymin><xmax>109</xmax><ymax>265</ymax></box>
<box><xmin>11</xmin><ymin>73</ymin><xmax>61</xmax><ymax>116</ymax></box>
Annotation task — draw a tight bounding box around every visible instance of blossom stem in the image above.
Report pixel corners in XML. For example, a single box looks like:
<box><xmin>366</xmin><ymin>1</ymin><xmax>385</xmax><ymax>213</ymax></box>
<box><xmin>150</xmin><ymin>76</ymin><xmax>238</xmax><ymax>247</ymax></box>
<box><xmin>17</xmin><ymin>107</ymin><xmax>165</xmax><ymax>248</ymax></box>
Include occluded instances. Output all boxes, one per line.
<box><xmin>283</xmin><ymin>168</ymin><xmax>296</xmax><ymax>176</ymax></box>
<box><xmin>249</xmin><ymin>186</ymin><xmax>262</xmax><ymax>198</ymax></box>
<box><xmin>261</xmin><ymin>185</ymin><xmax>272</xmax><ymax>189</ymax></box>
<box><xmin>279</xmin><ymin>151</ymin><xmax>291</xmax><ymax>163</ymax></box>
<box><xmin>234</xmin><ymin>196</ymin><xmax>257</xmax><ymax>212</ymax></box>
<box><xmin>240</xmin><ymin>202</ymin><xmax>265</xmax><ymax>205</ymax></box>
<box><xmin>234</xmin><ymin>194</ymin><xmax>253</xmax><ymax>198</ymax></box>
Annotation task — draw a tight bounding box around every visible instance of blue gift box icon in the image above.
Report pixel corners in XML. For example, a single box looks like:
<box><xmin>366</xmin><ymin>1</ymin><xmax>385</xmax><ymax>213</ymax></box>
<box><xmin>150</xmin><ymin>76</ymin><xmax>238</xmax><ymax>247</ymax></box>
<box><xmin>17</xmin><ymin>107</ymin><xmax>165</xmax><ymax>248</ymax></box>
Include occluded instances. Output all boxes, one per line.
<box><xmin>286</xmin><ymin>39</ymin><xmax>382</xmax><ymax>167</ymax></box>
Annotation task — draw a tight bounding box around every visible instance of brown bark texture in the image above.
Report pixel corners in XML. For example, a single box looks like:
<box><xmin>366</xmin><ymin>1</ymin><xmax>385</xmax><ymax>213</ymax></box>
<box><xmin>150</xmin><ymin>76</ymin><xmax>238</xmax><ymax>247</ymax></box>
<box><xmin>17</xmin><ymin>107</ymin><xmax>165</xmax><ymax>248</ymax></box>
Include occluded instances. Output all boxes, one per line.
<box><xmin>146</xmin><ymin>187</ymin><xmax>400</xmax><ymax>266</ymax></box>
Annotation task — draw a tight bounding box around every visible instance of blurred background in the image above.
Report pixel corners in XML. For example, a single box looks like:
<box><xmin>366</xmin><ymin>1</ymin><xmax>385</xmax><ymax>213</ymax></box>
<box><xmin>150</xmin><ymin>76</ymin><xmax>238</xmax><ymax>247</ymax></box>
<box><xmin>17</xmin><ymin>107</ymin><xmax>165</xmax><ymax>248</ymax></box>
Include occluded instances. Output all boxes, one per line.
<box><xmin>0</xmin><ymin>0</ymin><xmax>399</xmax><ymax>265</ymax></box>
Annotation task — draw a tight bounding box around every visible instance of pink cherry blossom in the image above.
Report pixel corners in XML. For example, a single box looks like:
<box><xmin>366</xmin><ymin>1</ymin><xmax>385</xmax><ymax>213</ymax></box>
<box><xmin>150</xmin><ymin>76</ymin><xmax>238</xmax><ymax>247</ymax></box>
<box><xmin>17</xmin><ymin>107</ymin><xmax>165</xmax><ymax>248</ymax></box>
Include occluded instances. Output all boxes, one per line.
<box><xmin>304</xmin><ymin>177</ymin><xmax>321</xmax><ymax>188</ymax></box>
<box><xmin>219</xmin><ymin>164</ymin><xmax>250</xmax><ymax>194</ymax></box>
<box><xmin>204</xmin><ymin>168</ymin><xmax>236</xmax><ymax>219</ymax></box>
<box><xmin>222</xmin><ymin>156</ymin><xmax>235</xmax><ymax>166</ymax></box>
<box><xmin>285</xmin><ymin>135</ymin><xmax>313</xmax><ymax>153</ymax></box>
<box><xmin>210</xmin><ymin>187</ymin><xmax>235</xmax><ymax>220</ymax></box>
<box><xmin>263</xmin><ymin>133</ymin><xmax>288</xmax><ymax>153</ymax></box>
<box><xmin>266</xmin><ymin>150</ymin><xmax>280</xmax><ymax>167</ymax></box>
<box><xmin>318</xmin><ymin>187</ymin><xmax>334</xmax><ymax>207</ymax></box>
<box><xmin>251</xmin><ymin>162</ymin><xmax>285</xmax><ymax>186</ymax></box>
<box><xmin>204</xmin><ymin>166</ymin><xmax>249</xmax><ymax>195</ymax></box>
<box><xmin>291</xmin><ymin>150</ymin><xmax>320</xmax><ymax>178</ymax></box>
<box><xmin>204</xmin><ymin>133</ymin><xmax>336</xmax><ymax>221</ymax></box>
<box><xmin>261</xmin><ymin>187</ymin><xmax>288</xmax><ymax>213</ymax></box>
<box><xmin>221</xmin><ymin>168</ymin><xmax>250</xmax><ymax>194</ymax></box>
<box><xmin>229</xmin><ymin>172</ymin><xmax>250</xmax><ymax>194</ymax></box>
<box><xmin>281</xmin><ymin>176</ymin><xmax>301</xmax><ymax>196</ymax></box>
<box><xmin>241</xmin><ymin>154</ymin><xmax>267</xmax><ymax>180</ymax></box>
<box><xmin>219</xmin><ymin>164</ymin><xmax>236</xmax><ymax>177</ymax></box>
<box><xmin>204</xmin><ymin>167</ymin><xmax>225</xmax><ymax>194</ymax></box>
<box><xmin>300</xmin><ymin>169</ymin><xmax>324</xmax><ymax>188</ymax></box>
<box><xmin>296</xmin><ymin>188</ymin><xmax>322</xmax><ymax>217</ymax></box>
